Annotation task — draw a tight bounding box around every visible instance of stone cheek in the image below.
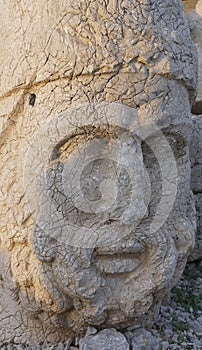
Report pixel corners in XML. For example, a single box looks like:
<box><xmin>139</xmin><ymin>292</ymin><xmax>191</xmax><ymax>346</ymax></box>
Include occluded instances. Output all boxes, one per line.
<box><xmin>0</xmin><ymin>0</ymin><xmax>198</xmax><ymax>345</ymax></box>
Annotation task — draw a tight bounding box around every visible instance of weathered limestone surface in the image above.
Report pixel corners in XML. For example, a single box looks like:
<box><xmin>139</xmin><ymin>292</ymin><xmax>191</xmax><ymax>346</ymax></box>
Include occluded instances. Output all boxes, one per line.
<box><xmin>189</xmin><ymin>115</ymin><xmax>202</xmax><ymax>261</ymax></box>
<box><xmin>130</xmin><ymin>328</ymin><xmax>159</xmax><ymax>350</ymax></box>
<box><xmin>187</xmin><ymin>0</ymin><xmax>202</xmax><ymax>261</ymax></box>
<box><xmin>0</xmin><ymin>0</ymin><xmax>198</xmax><ymax>345</ymax></box>
<box><xmin>79</xmin><ymin>328</ymin><xmax>129</xmax><ymax>350</ymax></box>
<box><xmin>188</xmin><ymin>0</ymin><xmax>202</xmax><ymax>113</ymax></box>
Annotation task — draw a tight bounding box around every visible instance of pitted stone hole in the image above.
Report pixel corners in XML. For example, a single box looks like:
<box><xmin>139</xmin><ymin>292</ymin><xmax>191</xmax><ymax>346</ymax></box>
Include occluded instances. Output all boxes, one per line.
<box><xmin>103</xmin><ymin>218</ymin><xmax>117</xmax><ymax>225</ymax></box>
<box><xmin>192</xmin><ymin>100</ymin><xmax>202</xmax><ymax>115</ymax></box>
<box><xmin>29</xmin><ymin>93</ymin><xmax>36</xmax><ymax>106</ymax></box>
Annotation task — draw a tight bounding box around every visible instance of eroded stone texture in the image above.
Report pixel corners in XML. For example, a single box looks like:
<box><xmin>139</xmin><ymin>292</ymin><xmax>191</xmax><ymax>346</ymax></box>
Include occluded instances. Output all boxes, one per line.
<box><xmin>188</xmin><ymin>0</ymin><xmax>202</xmax><ymax>114</ymax></box>
<box><xmin>79</xmin><ymin>328</ymin><xmax>129</xmax><ymax>350</ymax></box>
<box><xmin>130</xmin><ymin>328</ymin><xmax>159</xmax><ymax>350</ymax></box>
<box><xmin>187</xmin><ymin>0</ymin><xmax>202</xmax><ymax>261</ymax></box>
<box><xmin>0</xmin><ymin>0</ymin><xmax>198</xmax><ymax>345</ymax></box>
<box><xmin>189</xmin><ymin>115</ymin><xmax>202</xmax><ymax>261</ymax></box>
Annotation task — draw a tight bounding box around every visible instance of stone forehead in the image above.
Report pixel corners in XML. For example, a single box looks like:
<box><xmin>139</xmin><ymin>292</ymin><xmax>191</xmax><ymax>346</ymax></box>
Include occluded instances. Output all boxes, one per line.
<box><xmin>0</xmin><ymin>0</ymin><xmax>197</xmax><ymax>100</ymax></box>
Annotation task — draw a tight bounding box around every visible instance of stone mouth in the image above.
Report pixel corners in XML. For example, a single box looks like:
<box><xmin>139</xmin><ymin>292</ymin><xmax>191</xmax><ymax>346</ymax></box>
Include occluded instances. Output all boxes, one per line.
<box><xmin>93</xmin><ymin>239</ymin><xmax>147</xmax><ymax>274</ymax></box>
<box><xmin>94</xmin><ymin>253</ymin><xmax>143</xmax><ymax>274</ymax></box>
<box><xmin>94</xmin><ymin>239</ymin><xmax>146</xmax><ymax>255</ymax></box>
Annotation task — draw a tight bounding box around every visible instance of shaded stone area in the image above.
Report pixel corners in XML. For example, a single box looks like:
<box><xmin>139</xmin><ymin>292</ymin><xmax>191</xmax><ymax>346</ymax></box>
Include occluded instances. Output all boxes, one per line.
<box><xmin>188</xmin><ymin>0</ymin><xmax>202</xmax><ymax>114</ymax></box>
<box><xmin>189</xmin><ymin>116</ymin><xmax>202</xmax><ymax>261</ymax></box>
<box><xmin>187</xmin><ymin>0</ymin><xmax>202</xmax><ymax>261</ymax></box>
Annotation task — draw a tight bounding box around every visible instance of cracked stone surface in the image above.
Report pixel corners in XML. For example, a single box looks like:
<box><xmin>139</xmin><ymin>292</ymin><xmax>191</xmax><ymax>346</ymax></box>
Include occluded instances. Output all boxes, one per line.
<box><xmin>79</xmin><ymin>328</ymin><xmax>129</xmax><ymax>350</ymax></box>
<box><xmin>0</xmin><ymin>0</ymin><xmax>198</xmax><ymax>345</ymax></box>
<box><xmin>188</xmin><ymin>0</ymin><xmax>202</xmax><ymax>114</ymax></box>
<box><xmin>189</xmin><ymin>115</ymin><xmax>202</xmax><ymax>261</ymax></box>
<box><xmin>187</xmin><ymin>0</ymin><xmax>202</xmax><ymax>261</ymax></box>
<box><xmin>129</xmin><ymin>328</ymin><xmax>159</xmax><ymax>349</ymax></box>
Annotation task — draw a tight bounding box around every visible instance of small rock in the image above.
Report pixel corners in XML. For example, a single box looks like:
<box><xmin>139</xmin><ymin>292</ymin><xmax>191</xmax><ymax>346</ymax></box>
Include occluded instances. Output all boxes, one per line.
<box><xmin>131</xmin><ymin>328</ymin><xmax>159</xmax><ymax>350</ymax></box>
<box><xmin>85</xmin><ymin>327</ymin><xmax>97</xmax><ymax>337</ymax></box>
<box><xmin>160</xmin><ymin>306</ymin><xmax>172</xmax><ymax>318</ymax></box>
<box><xmin>197</xmin><ymin>315</ymin><xmax>202</xmax><ymax>323</ymax></box>
<box><xmin>63</xmin><ymin>339</ymin><xmax>72</xmax><ymax>350</ymax></box>
<box><xmin>188</xmin><ymin>320</ymin><xmax>202</xmax><ymax>338</ymax></box>
<box><xmin>54</xmin><ymin>342</ymin><xmax>65</xmax><ymax>350</ymax></box>
<box><xmin>160</xmin><ymin>341</ymin><xmax>169</xmax><ymax>350</ymax></box>
<box><xmin>74</xmin><ymin>338</ymin><xmax>80</xmax><ymax>347</ymax></box>
<box><xmin>79</xmin><ymin>328</ymin><xmax>129</xmax><ymax>350</ymax></box>
<box><xmin>150</xmin><ymin>329</ymin><xmax>158</xmax><ymax>336</ymax></box>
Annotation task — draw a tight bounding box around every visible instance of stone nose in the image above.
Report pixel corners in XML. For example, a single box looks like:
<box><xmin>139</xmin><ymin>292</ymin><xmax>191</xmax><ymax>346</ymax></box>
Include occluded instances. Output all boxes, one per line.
<box><xmin>114</xmin><ymin>133</ymin><xmax>150</xmax><ymax>226</ymax></box>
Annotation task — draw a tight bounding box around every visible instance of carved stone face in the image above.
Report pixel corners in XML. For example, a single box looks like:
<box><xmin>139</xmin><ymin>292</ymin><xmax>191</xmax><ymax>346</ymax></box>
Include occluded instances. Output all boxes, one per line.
<box><xmin>23</xmin><ymin>92</ymin><xmax>196</xmax><ymax>332</ymax></box>
<box><xmin>0</xmin><ymin>0</ymin><xmax>197</xmax><ymax>344</ymax></box>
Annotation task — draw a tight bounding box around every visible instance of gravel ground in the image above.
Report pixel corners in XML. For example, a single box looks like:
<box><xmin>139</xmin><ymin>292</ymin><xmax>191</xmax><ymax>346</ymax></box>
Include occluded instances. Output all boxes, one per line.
<box><xmin>0</xmin><ymin>262</ymin><xmax>201</xmax><ymax>350</ymax></box>
<box><xmin>150</xmin><ymin>261</ymin><xmax>202</xmax><ymax>349</ymax></box>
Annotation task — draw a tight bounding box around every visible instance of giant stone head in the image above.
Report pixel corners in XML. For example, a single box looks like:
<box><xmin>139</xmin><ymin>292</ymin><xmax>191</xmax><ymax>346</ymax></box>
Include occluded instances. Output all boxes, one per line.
<box><xmin>0</xmin><ymin>0</ymin><xmax>198</xmax><ymax>344</ymax></box>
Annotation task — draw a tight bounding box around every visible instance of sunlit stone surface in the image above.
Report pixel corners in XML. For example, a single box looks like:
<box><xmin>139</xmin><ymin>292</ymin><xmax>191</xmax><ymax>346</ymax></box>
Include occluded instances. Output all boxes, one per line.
<box><xmin>0</xmin><ymin>0</ymin><xmax>197</xmax><ymax>344</ymax></box>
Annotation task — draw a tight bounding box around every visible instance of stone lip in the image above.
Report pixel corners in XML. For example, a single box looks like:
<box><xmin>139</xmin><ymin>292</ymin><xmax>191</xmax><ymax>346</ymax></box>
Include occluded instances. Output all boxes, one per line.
<box><xmin>94</xmin><ymin>239</ymin><xmax>146</xmax><ymax>255</ymax></box>
<box><xmin>94</xmin><ymin>239</ymin><xmax>147</xmax><ymax>274</ymax></box>
<box><xmin>94</xmin><ymin>254</ymin><xmax>143</xmax><ymax>274</ymax></box>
